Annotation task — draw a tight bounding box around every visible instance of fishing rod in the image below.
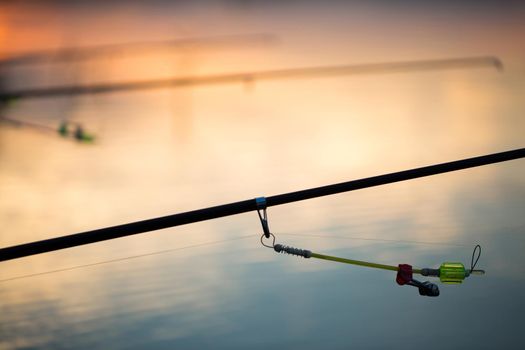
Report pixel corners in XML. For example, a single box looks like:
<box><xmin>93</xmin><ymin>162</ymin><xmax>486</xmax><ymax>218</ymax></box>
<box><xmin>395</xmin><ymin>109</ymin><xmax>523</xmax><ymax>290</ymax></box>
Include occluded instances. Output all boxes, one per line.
<box><xmin>0</xmin><ymin>147</ymin><xmax>523</xmax><ymax>263</ymax></box>
<box><xmin>0</xmin><ymin>55</ymin><xmax>502</xmax><ymax>102</ymax></box>
<box><xmin>0</xmin><ymin>33</ymin><xmax>278</xmax><ymax>66</ymax></box>
<box><xmin>0</xmin><ymin>33</ymin><xmax>277</xmax><ymax>141</ymax></box>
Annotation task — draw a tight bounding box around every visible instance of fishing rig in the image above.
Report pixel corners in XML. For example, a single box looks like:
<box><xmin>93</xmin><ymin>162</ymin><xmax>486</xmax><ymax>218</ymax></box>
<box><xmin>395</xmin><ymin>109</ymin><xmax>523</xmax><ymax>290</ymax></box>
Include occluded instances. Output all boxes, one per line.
<box><xmin>0</xmin><ymin>55</ymin><xmax>502</xmax><ymax>144</ymax></box>
<box><xmin>0</xmin><ymin>116</ymin><xmax>95</xmax><ymax>143</ymax></box>
<box><xmin>1</xmin><ymin>148</ymin><xmax>524</xmax><ymax>296</ymax></box>
<box><xmin>257</xmin><ymin>195</ymin><xmax>484</xmax><ymax>297</ymax></box>
<box><xmin>0</xmin><ymin>32</ymin><xmax>277</xmax><ymax>143</ymax></box>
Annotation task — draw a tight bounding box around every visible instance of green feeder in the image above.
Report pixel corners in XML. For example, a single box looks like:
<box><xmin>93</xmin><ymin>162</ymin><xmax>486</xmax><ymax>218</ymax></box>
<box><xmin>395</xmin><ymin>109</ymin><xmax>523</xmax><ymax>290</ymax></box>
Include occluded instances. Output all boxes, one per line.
<box><xmin>420</xmin><ymin>245</ymin><xmax>484</xmax><ymax>286</ymax></box>
<box><xmin>74</xmin><ymin>126</ymin><xmax>95</xmax><ymax>143</ymax></box>
<box><xmin>439</xmin><ymin>262</ymin><xmax>467</xmax><ymax>284</ymax></box>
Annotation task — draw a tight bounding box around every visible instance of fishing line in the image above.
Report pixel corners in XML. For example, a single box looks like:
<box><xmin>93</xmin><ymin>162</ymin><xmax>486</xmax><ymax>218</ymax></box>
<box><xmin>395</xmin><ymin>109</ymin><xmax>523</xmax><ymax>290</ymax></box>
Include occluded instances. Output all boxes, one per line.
<box><xmin>471</xmin><ymin>244</ymin><xmax>481</xmax><ymax>273</ymax></box>
<box><xmin>0</xmin><ymin>116</ymin><xmax>56</xmax><ymax>133</ymax></box>
<box><xmin>278</xmin><ymin>232</ymin><xmax>468</xmax><ymax>247</ymax></box>
<box><xmin>0</xmin><ymin>234</ymin><xmax>254</xmax><ymax>283</ymax></box>
<box><xmin>0</xmin><ymin>229</ymin><xmax>469</xmax><ymax>283</ymax></box>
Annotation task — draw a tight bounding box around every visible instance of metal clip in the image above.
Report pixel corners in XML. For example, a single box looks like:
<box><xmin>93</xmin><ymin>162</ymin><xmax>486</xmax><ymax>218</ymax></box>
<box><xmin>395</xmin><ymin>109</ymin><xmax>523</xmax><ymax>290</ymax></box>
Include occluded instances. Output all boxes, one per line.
<box><xmin>255</xmin><ymin>197</ymin><xmax>271</xmax><ymax>239</ymax></box>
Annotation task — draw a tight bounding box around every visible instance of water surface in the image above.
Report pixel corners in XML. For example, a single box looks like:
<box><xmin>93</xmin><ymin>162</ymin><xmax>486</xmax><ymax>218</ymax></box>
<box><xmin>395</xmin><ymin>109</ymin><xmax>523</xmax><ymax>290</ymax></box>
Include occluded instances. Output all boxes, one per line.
<box><xmin>1</xmin><ymin>2</ymin><xmax>524</xmax><ymax>349</ymax></box>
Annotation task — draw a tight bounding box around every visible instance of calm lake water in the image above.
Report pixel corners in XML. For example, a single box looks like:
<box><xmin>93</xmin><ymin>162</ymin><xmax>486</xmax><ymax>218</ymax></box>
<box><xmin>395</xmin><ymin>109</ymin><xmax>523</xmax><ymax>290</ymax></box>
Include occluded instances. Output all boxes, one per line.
<box><xmin>1</xmin><ymin>2</ymin><xmax>524</xmax><ymax>349</ymax></box>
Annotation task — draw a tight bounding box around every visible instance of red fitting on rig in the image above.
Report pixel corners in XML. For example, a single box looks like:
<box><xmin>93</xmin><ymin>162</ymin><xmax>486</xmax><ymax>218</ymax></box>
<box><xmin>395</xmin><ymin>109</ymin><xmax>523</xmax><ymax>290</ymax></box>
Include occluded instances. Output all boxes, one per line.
<box><xmin>396</xmin><ymin>264</ymin><xmax>413</xmax><ymax>285</ymax></box>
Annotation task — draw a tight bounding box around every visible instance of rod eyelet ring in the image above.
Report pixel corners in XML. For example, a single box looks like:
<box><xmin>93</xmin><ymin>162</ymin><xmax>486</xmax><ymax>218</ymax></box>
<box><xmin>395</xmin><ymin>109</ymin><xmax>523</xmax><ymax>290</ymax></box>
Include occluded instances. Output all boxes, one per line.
<box><xmin>260</xmin><ymin>233</ymin><xmax>276</xmax><ymax>249</ymax></box>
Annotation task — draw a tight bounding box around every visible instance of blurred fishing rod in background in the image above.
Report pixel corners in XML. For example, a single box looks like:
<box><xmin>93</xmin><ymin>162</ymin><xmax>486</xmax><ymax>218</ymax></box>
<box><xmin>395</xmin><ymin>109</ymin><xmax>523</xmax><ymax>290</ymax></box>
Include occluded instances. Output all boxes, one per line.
<box><xmin>0</xmin><ymin>55</ymin><xmax>502</xmax><ymax>143</ymax></box>
<box><xmin>0</xmin><ymin>55</ymin><xmax>502</xmax><ymax>102</ymax></box>
<box><xmin>0</xmin><ymin>32</ymin><xmax>278</xmax><ymax>66</ymax></box>
<box><xmin>0</xmin><ymin>32</ymin><xmax>279</xmax><ymax>142</ymax></box>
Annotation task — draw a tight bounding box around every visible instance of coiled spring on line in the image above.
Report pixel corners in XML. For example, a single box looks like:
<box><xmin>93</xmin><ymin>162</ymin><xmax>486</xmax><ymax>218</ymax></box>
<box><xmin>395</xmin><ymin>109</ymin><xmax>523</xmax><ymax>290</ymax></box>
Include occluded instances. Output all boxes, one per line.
<box><xmin>274</xmin><ymin>244</ymin><xmax>312</xmax><ymax>258</ymax></box>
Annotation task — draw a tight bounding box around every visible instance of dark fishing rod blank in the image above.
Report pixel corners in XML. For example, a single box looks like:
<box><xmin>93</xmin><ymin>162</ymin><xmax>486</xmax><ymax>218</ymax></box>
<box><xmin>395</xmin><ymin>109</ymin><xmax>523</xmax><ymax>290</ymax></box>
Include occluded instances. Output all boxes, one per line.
<box><xmin>0</xmin><ymin>147</ymin><xmax>523</xmax><ymax>262</ymax></box>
